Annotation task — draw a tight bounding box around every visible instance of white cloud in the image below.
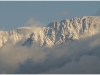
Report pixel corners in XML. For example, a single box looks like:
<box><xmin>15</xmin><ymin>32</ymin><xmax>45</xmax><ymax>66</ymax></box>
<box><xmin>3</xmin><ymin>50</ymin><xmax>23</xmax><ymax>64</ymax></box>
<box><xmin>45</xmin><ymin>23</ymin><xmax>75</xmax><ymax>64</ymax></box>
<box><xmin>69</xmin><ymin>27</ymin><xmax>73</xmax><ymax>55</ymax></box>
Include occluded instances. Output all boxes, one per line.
<box><xmin>24</xmin><ymin>17</ymin><xmax>45</xmax><ymax>27</ymax></box>
<box><xmin>0</xmin><ymin>32</ymin><xmax>100</xmax><ymax>73</ymax></box>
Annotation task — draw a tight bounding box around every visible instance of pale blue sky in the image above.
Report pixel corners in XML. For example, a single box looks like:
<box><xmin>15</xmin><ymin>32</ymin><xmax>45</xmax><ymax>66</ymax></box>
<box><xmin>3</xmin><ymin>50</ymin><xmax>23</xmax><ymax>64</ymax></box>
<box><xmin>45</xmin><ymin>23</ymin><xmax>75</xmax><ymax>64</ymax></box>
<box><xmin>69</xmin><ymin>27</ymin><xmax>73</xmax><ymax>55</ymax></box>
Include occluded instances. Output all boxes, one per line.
<box><xmin>0</xmin><ymin>1</ymin><xmax>100</xmax><ymax>30</ymax></box>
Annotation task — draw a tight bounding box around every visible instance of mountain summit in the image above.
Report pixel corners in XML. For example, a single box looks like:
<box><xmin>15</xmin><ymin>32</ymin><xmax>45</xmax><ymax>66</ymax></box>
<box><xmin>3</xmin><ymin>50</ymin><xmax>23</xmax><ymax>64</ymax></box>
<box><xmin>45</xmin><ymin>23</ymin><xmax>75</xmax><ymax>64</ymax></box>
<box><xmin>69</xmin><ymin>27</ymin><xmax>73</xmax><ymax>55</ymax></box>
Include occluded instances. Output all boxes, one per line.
<box><xmin>0</xmin><ymin>16</ymin><xmax>100</xmax><ymax>47</ymax></box>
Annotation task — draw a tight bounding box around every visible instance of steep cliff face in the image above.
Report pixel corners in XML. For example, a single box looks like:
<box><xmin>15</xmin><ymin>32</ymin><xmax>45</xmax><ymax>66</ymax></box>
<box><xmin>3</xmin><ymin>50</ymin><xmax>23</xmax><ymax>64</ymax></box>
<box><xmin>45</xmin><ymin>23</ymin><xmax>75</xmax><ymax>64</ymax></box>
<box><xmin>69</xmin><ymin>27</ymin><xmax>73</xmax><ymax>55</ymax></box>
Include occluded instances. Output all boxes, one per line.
<box><xmin>0</xmin><ymin>16</ymin><xmax>100</xmax><ymax>47</ymax></box>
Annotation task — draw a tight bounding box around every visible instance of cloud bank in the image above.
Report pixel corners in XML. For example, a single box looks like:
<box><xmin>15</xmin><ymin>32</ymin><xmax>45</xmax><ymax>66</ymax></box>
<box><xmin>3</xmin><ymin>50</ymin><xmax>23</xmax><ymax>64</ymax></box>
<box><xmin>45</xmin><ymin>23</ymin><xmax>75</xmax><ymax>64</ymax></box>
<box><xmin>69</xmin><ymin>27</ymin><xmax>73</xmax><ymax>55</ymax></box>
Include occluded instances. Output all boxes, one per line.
<box><xmin>0</xmin><ymin>30</ymin><xmax>100</xmax><ymax>74</ymax></box>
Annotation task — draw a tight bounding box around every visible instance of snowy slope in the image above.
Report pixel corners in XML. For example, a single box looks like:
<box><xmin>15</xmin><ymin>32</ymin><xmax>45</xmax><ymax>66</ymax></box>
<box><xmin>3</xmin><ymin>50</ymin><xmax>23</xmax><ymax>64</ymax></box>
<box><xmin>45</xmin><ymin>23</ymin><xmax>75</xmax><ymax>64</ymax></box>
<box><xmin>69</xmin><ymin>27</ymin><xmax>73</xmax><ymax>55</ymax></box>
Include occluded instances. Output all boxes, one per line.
<box><xmin>0</xmin><ymin>16</ymin><xmax>100</xmax><ymax>47</ymax></box>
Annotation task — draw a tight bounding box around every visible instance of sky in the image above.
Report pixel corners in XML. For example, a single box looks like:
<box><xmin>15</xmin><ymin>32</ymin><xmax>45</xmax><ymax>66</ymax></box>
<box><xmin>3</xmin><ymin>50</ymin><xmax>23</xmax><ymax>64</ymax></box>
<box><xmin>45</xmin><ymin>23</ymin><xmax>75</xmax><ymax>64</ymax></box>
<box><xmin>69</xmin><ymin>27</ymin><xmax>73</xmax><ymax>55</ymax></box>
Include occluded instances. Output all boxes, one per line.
<box><xmin>0</xmin><ymin>1</ymin><xmax>100</xmax><ymax>30</ymax></box>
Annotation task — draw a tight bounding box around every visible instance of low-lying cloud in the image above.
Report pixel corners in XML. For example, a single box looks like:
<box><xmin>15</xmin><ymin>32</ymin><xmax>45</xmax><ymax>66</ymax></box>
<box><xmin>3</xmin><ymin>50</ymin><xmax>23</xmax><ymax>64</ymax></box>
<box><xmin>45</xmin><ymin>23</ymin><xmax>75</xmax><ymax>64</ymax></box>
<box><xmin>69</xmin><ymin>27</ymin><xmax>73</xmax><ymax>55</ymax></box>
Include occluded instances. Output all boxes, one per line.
<box><xmin>0</xmin><ymin>32</ymin><xmax>100</xmax><ymax>74</ymax></box>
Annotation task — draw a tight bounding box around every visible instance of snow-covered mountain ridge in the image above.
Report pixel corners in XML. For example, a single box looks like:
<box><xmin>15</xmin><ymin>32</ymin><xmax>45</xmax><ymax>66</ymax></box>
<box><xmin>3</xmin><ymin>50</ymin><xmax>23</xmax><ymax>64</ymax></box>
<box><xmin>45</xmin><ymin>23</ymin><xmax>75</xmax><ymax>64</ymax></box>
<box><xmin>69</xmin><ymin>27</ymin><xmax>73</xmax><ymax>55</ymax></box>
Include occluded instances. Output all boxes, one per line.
<box><xmin>0</xmin><ymin>16</ymin><xmax>100</xmax><ymax>47</ymax></box>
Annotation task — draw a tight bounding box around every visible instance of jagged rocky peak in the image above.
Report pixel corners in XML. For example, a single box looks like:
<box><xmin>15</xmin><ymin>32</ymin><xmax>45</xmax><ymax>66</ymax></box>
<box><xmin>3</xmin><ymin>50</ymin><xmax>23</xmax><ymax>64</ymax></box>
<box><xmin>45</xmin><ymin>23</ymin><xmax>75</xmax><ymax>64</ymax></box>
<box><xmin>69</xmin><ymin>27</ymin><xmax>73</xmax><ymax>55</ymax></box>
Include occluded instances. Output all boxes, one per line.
<box><xmin>23</xmin><ymin>16</ymin><xmax>100</xmax><ymax>47</ymax></box>
<box><xmin>0</xmin><ymin>16</ymin><xmax>100</xmax><ymax>47</ymax></box>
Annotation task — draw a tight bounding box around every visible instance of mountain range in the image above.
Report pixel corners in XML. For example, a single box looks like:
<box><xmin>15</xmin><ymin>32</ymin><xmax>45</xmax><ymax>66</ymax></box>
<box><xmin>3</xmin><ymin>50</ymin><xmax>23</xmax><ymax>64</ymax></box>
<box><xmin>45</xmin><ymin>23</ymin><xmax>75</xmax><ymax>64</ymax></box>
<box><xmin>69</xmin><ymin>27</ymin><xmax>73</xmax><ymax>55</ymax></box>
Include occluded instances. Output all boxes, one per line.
<box><xmin>0</xmin><ymin>16</ymin><xmax>100</xmax><ymax>48</ymax></box>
